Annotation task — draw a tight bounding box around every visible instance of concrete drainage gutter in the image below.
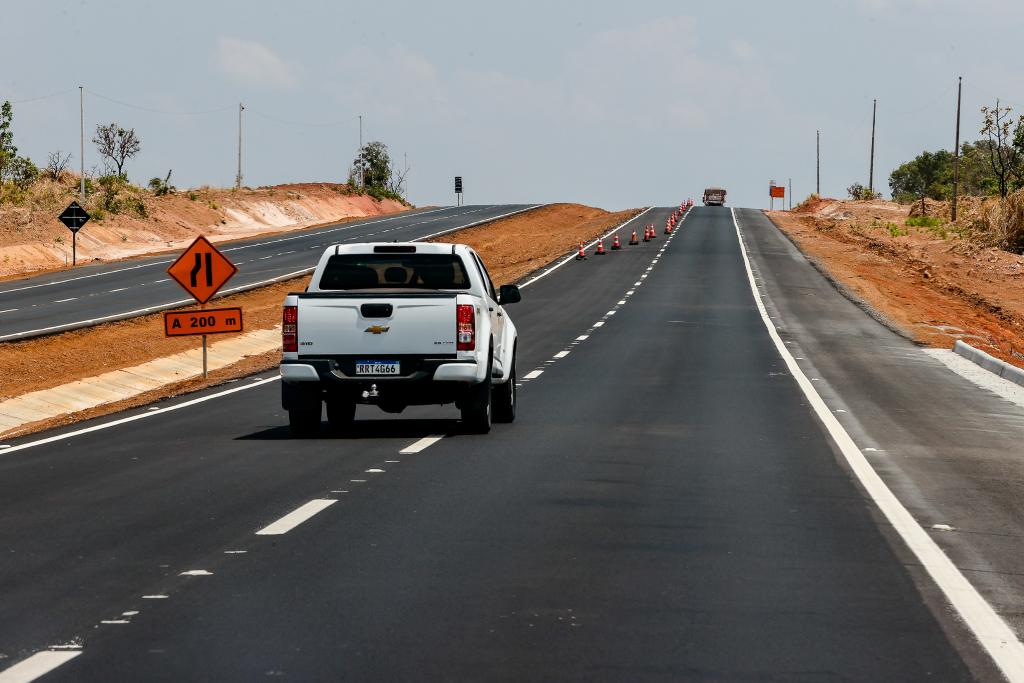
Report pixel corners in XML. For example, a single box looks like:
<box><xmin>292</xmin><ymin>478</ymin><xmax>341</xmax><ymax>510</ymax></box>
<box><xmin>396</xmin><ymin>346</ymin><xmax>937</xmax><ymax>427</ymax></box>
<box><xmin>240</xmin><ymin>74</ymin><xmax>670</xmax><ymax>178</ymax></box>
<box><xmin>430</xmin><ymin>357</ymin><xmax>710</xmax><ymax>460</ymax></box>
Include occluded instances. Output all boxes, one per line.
<box><xmin>953</xmin><ymin>340</ymin><xmax>1024</xmax><ymax>388</ymax></box>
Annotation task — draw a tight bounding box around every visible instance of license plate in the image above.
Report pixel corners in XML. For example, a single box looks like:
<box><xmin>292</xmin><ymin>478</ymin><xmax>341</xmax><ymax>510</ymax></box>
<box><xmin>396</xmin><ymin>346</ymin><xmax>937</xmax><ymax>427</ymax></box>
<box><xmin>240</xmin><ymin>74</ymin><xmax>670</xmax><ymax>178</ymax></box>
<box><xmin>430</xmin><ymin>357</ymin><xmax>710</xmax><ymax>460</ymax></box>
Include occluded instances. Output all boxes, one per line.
<box><xmin>355</xmin><ymin>360</ymin><xmax>400</xmax><ymax>375</ymax></box>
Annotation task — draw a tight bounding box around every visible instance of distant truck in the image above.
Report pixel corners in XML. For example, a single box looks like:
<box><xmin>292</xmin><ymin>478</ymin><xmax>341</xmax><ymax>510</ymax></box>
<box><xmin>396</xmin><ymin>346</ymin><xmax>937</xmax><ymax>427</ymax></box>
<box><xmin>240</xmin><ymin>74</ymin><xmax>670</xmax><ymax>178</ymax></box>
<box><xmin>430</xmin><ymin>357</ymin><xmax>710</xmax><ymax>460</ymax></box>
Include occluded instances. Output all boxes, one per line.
<box><xmin>280</xmin><ymin>242</ymin><xmax>521</xmax><ymax>436</ymax></box>
<box><xmin>703</xmin><ymin>187</ymin><xmax>727</xmax><ymax>206</ymax></box>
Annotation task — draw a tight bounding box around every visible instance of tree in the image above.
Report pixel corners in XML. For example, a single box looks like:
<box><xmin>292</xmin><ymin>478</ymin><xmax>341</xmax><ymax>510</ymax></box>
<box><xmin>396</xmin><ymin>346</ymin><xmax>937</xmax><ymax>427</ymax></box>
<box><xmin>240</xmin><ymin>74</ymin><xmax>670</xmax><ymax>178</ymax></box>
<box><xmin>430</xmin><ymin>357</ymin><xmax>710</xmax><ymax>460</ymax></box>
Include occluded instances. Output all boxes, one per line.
<box><xmin>888</xmin><ymin>149</ymin><xmax>954</xmax><ymax>210</ymax></box>
<box><xmin>0</xmin><ymin>101</ymin><xmax>17</xmax><ymax>183</ymax></box>
<box><xmin>846</xmin><ymin>182</ymin><xmax>880</xmax><ymax>200</ymax></box>
<box><xmin>353</xmin><ymin>141</ymin><xmax>392</xmax><ymax>190</ymax></box>
<box><xmin>980</xmin><ymin>100</ymin><xmax>1024</xmax><ymax>198</ymax></box>
<box><xmin>93</xmin><ymin>122</ymin><xmax>141</xmax><ymax>177</ymax></box>
<box><xmin>45</xmin><ymin>150</ymin><xmax>73</xmax><ymax>181</ymax></box>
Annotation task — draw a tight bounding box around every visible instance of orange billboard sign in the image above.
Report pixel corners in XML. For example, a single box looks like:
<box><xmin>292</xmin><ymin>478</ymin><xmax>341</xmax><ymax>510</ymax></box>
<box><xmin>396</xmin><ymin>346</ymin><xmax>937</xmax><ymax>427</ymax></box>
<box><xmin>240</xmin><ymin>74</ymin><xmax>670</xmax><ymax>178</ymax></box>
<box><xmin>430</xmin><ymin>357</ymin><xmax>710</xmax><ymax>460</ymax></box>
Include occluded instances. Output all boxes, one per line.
<box><xmin>164</xmin><ymin>308</ymin><xmax>244</xmax><ymax>337</ymax></box>
<box><xmin>167</xmin><ymin>235</ymin><xmax>238</xmax><ymax>304</ymax></box>
<box><xmin>769</xmin><ymin>185</ymin><xmax>785</xmax><ymax>198</ymax></box>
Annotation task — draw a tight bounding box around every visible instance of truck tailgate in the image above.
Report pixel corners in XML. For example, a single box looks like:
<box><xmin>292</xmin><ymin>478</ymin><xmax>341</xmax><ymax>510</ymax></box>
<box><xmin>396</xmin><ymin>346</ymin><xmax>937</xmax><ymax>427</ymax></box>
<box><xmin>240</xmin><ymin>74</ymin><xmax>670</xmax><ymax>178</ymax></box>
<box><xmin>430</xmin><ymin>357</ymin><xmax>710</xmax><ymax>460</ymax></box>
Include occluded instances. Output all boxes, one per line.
<box><xmin>297</xmin><ymin>294</ymin><xmax>457</xmax><ymax>356</ymax></box>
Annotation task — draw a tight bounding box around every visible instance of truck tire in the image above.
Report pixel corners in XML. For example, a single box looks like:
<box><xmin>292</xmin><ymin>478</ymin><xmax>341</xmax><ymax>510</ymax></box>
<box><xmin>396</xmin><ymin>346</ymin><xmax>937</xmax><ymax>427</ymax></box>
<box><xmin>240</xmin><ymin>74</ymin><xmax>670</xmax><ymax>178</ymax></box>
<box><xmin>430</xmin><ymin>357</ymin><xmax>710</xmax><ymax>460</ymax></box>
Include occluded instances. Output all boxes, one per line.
<box><xmin>492</xmin><ymin>356</ymin><xmax>516</xmax><ymax>423</ymax></box>
<box><xmin>288</xmin><ymin>406</ymin><xmax>321</xmax><ymax>438</ymax></box>
<box><xmin>326</xmin><ymin>399</ymin><xmax>356</xmax><ymax>434</ymax></box>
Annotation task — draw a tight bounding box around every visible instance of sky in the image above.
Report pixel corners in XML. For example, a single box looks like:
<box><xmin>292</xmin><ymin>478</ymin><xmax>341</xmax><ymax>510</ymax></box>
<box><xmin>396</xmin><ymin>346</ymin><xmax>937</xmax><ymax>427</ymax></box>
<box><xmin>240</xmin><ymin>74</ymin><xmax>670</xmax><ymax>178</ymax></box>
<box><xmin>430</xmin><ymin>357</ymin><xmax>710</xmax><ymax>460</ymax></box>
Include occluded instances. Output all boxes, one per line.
<box><xmin>3</xmin><ymin>0</ymin><xmax>1023</xmax><ymax>210</ymax></box>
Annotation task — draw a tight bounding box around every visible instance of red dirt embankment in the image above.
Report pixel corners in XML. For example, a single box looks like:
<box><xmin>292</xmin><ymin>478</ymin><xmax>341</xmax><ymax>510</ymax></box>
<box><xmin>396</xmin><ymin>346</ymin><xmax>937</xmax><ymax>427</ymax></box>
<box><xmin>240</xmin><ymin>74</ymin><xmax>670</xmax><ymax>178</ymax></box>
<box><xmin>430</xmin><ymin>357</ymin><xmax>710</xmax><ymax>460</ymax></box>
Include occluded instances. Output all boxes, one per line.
<box><xmin>0</xmin><ymin>182</ymin><xmax>408</xmax><ymax>278</ymax></box>
<box><xmin>768</xmin><ymin>198</ymin><xmax>1024</xmax><ymax>368</ymax></box>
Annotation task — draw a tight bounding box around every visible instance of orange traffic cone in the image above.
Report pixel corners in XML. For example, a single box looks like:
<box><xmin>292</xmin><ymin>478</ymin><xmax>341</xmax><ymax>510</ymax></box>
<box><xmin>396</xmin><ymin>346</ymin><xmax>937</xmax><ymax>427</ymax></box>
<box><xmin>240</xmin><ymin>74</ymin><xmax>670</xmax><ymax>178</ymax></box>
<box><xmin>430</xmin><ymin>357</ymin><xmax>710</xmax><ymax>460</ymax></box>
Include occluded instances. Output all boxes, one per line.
<box><xmin>595</xmin><ymin>238</ymin><xmax>606</xmax><ymax>255</ymax></box>
<box><xmin>629</xmin><ymin>229</ymin><xmax>639</xmax><ymax>245</ymax></box>
<box><xmin>575</xmin><ymin>240</ymin><xmax>586</xmax><ymax>260</ymax></box>
<box><xmin>665</xmin><ymin>222</ymin><xmax>673</xmax><ymax>234</ymax></box>
<box><xmin>643</xmin><ymin>227</ymin><xmax>651</xmax><ymax>242</ymax></box>
<box><xmin>611</xmin><ymin>234</ymin><xmax>622</xmax><ymax>250</ymax></box>
<box><xmin>648</xmin><ymin>224</ymin><xmax>656</xmax><ymax>239</ymax></box>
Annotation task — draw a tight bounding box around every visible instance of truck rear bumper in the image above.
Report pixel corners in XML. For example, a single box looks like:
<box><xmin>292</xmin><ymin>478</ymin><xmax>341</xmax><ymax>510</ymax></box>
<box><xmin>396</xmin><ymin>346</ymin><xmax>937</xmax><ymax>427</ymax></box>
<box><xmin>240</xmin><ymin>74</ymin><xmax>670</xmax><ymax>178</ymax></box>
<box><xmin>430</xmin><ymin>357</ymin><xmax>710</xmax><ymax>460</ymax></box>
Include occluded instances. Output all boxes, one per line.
<box><xmin>280</xmin><ymin>358</ymin><xmax>484</xmax><ymax>385</ymax></box>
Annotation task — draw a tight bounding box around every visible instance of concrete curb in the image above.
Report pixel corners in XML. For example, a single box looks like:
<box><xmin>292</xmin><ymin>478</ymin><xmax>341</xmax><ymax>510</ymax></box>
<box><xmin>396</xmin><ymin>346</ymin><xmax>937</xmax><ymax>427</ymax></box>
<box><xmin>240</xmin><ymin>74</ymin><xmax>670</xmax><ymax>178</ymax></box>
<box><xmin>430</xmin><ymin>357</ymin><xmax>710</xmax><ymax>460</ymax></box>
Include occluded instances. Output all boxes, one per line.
<box><xmin>952</xmin><ymin>340</ymin><xmax>1024</xmax><ymax>388</ymax></box>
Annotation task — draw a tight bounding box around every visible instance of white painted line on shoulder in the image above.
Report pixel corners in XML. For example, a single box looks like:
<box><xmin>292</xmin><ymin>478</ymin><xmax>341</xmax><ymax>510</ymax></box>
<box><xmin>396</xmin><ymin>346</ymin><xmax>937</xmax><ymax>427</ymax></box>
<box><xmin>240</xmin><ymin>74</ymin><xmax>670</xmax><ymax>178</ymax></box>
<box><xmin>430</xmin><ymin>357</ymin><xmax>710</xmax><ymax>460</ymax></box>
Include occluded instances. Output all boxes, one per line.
<box><xmin>224</xmin><ymin>550</ymin><xmax>247</xmax><ymax>554</ymax></box>
<box><xmin>0</xmin><ymin>376</ymin><xmax>280</xmax><ymax>456</ymax></box>
<box><xmin>576</xmin><ymin>335</ymin><xmax>589</xmax><ymax>341</ymax></box>
<box><xmin>100</xmin><ymin>620</ymin><xmax>129</xmax><ymax>625</ymax></box>
<box><xmin>53</xmin><ymin>298</ymin><xmax>77</xmax><ymax>303</ymax></box>
<box><xmin>400</xmin><ymin>435</ymin><xmax>445</xmax><ymax>454</ymax></box>
<box><xmin>731</xmin><ymin>207</ymin><xmax>1024</xmax><ymax>682</ymax></box>
<box><xmin>178</xmin><ymin>569</ymin><xmax>213</xmax><ymax>576</ymax></box>
<box><xmin>350</xmin><ymin>479</ymin><xmax>367</xmax><ymax>483</ymax></box>
<box><xmin>141</xmin><ymin>595</ymin><xmax>168</xmax><ymax>599</ymax></box>
<box><xmin>0</xmin><ymin>650</ymin><xmax>82</xmax><ymax>682</ymax></box>
<box><xmin>0</xmin><ymin>308</ymin><xmax>17</xmax><ymax>313</ymax></box>
<box><xmin>554</xmin><ymin>351</ymin><xmax>570</xmax><ymax>358</ymax></box>
<box><xmin>256</xmin><ymin>499</ymin><xmax>336</xmax><ymax>536</ymax></box>
<box><xmin>107</xmin><ymin>288</ymin><xmax>127</xmax><ymax>293</ymax></box>
<box><xmin>524</xmin><ymin>370</ymin><xmax>544</xmax><ymax>379</ymax></box>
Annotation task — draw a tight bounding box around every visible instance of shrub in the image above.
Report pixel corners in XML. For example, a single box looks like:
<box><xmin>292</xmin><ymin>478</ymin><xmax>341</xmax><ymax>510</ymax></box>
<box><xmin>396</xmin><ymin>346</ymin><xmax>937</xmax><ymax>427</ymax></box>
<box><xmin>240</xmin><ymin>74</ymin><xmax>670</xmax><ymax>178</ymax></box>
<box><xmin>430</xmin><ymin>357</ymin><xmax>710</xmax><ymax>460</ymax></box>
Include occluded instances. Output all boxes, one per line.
<box><xmin>905</xmin><ymin>215</ymin><xmax>943</xmax><ymax>228</ymax></box>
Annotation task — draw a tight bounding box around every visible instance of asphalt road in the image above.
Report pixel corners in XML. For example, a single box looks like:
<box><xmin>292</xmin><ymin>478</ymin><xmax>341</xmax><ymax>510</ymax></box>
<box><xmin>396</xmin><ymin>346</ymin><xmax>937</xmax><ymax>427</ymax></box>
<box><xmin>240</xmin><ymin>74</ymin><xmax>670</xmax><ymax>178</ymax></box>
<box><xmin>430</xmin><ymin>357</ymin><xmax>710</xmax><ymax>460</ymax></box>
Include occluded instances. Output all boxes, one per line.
<box><xmin>1</xmin><ymin>205</ymin><xmax>1018</xmax><ymax>680</ymax></box>
<box><xmin>0</xmin><ymin>204</ymin><xmax>535</xmax><ymax>341</ymax></box>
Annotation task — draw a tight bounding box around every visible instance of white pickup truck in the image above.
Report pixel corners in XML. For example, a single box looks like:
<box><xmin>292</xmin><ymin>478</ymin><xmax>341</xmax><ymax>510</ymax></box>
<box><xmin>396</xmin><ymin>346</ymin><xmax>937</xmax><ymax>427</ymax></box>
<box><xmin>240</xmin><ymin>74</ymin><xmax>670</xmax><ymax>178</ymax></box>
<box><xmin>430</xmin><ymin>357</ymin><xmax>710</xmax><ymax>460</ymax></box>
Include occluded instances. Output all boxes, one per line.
<box><xmin>280</xmin><ymin>242</ymin><xmax>521</xmax><ymax>436</ymax></box>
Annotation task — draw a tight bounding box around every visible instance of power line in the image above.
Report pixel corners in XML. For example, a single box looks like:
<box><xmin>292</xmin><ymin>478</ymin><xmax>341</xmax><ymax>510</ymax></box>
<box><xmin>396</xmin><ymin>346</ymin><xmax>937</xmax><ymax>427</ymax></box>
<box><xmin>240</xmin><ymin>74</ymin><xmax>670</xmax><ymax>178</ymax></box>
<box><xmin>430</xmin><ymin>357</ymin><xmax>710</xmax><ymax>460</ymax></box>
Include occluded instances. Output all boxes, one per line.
<box><xmin>6</xmin><ymin>88</ymin><xmax>75</xmax><ymax>104</ymax></box>
<box><xmin>85</xmin><ymin>89</ymin><xmax>234</xmax><ymax>116</ymax></box>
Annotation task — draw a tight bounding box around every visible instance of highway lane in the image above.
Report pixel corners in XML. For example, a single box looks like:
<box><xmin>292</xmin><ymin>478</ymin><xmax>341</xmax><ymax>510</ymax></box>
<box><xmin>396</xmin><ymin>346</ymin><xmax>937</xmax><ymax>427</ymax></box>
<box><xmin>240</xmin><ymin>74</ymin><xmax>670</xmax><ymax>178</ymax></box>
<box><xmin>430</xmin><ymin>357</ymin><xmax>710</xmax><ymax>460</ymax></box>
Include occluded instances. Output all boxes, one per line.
<box><xmin>0</xmin><ymin>204</ymin><xmax>535</xmax><ymax>341</ymax></box>
<box><xmin>0</xmin><ymin>206</ymin><xmax>1003</xmax><ymax>680</ymax></box>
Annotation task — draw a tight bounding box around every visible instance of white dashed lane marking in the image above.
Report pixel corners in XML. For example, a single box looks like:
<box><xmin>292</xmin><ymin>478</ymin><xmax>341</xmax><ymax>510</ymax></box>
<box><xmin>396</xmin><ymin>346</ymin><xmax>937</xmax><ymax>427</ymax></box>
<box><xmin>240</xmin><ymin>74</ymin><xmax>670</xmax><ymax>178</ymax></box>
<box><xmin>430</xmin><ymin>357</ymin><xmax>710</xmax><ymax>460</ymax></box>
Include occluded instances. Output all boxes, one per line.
<box><xmin>400</xmin><ymin>435</ymin><xmax>445</xmax><ymax>454</ymax></box>
<box><xmin>524</xmin><ymin>370</ymin><xmax>544</xmax><ymax>379</ymax></box>
<box><xmin>255</xmin><ymin>499</ymin><xmax>336</xmax><ymax>536</ymax></box>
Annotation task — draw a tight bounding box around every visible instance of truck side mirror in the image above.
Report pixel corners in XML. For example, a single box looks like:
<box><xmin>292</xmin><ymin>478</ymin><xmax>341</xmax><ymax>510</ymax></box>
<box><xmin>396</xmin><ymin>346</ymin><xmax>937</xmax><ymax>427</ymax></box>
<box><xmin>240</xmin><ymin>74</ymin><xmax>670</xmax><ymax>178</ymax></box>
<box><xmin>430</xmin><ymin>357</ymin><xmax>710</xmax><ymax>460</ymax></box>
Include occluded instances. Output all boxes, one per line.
<box><xmin>498</xmin><ymin>284</ymin><xmax>521</xmax><ymax>305</ymax></box>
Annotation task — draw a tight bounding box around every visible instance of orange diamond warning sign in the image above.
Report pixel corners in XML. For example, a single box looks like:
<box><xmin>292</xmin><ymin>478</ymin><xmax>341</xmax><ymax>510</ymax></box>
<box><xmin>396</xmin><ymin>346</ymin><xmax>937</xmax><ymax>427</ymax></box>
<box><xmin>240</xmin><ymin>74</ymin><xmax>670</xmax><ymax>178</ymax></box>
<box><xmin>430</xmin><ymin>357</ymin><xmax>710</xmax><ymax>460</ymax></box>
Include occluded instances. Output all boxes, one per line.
<box><xmin>167</xmin><ymin>236</ymin><xmax>238</xmax><ymax>304</ymax></box>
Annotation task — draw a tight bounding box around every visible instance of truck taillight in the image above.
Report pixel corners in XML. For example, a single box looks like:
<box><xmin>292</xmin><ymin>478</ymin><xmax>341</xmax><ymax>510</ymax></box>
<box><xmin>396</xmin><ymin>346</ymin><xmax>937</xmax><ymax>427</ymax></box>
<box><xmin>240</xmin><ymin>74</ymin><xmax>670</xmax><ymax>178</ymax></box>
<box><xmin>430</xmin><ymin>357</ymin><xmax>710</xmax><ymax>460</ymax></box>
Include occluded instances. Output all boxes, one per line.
<box><xmin>283</xmin><ymin>305</ymin><xmax>298</xmax><ymax>352</ymax></box>
<box><xmin>456</xmin><ymin>304</ymin><xmax>475</xmax><ymax>351</ymax></box>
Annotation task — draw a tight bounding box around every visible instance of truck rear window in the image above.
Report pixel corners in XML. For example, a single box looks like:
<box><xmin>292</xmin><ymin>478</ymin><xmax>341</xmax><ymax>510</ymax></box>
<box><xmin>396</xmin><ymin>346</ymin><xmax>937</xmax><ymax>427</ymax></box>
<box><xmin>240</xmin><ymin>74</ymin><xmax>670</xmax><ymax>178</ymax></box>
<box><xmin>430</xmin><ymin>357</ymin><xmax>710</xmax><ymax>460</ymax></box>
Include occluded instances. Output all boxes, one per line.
<box><xmin>318</xmin><ymin>254</ymin><xmax>472</xmax><ymax>290</ymax></box>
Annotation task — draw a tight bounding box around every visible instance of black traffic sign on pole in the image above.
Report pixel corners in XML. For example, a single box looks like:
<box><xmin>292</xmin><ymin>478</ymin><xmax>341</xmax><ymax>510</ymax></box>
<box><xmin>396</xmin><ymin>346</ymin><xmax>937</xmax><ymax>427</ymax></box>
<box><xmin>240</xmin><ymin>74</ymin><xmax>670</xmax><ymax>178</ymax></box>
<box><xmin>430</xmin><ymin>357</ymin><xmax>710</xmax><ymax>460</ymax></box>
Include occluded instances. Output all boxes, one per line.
<box><xmin>58</xmin><ymin>201</ymin><xmax>90</xmax><ymax>266</ymax></box>
<box><xmin>454</xmin><ymin>176</ymin><xmax>463</xmax><ymax>206</ymax></box>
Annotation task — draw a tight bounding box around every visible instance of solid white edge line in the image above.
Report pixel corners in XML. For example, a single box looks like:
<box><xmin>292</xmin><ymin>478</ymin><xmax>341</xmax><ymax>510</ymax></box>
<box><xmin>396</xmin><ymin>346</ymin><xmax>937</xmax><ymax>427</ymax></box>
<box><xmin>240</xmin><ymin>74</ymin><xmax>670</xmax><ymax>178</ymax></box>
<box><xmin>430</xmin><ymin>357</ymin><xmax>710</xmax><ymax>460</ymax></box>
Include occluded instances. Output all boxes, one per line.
<box><xmin>399</xmin><ymin>435</ymin><xmax>445</xmax><ymax>454</ymax></box>
<box><xmin>0</xmin><ymin>377</ymin><xmax>280</xmax><ymax>456</ymax></box>
<box><xmin>0</xmin><ymin>650</ymin><xmax>81</xmax><ymax>683</ymax></box>
<box><xmin>255</xmin><ymin>499</ymin><xmax>336</xmax><ymax>536</ymax></box>
<box><xmin>731</xmin><ymin>207</ymin><xmax>1024</xmax><ymax>682</ymax></box>
<box><xmin>519</xmin><ymin>207</ymin><xmax>654</xmax><ymax>288</ymax></box>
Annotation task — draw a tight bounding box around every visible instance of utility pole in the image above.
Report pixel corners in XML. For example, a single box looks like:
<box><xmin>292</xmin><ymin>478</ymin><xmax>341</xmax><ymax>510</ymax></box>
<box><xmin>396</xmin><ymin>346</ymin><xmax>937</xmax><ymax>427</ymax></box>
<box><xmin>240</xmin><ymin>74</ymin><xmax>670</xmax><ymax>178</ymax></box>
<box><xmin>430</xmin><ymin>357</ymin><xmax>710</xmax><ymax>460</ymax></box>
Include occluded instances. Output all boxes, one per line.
<box><xmin>816</xmin><ymin>130</ymin><xmax>820</xmax><ymax>196</ymax></box>
<box><xmin>235</xmin><ymin>103</ymin><xmax>244</xmax><ymax>190</ymax></box>
<box><xmin>358</xmin><ymin>114</ymin><xmax>363</xmax><ymax>188</ymax></box>
<box><xmin>403</xmin><ymin>151</ymin><xmax>409</xmax><ymax>199</ymax></box>
<box><xmin>869</xmin><ymin>99</ymin><xmax>877</xmax><ymax>195</ymax></box>
<box><xmin>788</xmin><ymin>178</ymin><xmax>792</xmax><ymax>210</ymax></box>
<box><xmin>79</xmin><ymin>86</ymin><xmax>85</xmax><ymax>203</ymax></box>
<box><xmin>952</xmin><ymin>76</ymin><xmax>963</xmax><ymax>222</ymax></box>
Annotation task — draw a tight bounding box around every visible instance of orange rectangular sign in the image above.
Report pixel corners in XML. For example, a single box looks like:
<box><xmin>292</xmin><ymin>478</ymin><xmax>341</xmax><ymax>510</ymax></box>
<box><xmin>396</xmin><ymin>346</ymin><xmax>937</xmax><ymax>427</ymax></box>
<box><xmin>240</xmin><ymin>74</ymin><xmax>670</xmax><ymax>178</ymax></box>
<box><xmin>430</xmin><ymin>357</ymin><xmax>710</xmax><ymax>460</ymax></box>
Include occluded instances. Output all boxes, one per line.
<box><xmin>769</xmin><ymin>185</ymin><xmax>785</xmax><ymax>198</ymax></box>
<box><xmin>164</xmin><ymin>308</ymin><xmax>243</xmax><ymax>336</ymax></box>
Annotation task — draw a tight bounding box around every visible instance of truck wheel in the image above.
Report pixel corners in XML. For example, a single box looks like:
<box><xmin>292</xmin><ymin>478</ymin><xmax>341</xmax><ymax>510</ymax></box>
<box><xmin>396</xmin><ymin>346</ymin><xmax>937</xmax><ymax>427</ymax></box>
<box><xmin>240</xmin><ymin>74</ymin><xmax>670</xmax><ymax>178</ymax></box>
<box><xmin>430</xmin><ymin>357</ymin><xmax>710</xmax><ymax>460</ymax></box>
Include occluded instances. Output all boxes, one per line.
<box><xmin>461</xmin><ymin>377</ymin><xmax>492</xmax><ymax>434</ymax></box>
<box><xmin>326</xmin><ymin>399</ymin><xmax>356</xmax><ymax>434</ymax></box>
<box><xmin>288</xmin><ymin>407</ymin><xmax>321</xmax><ymax>438</ymax></box>
<box><xmin>492</xmin><ymin>358</ymin><xmax>516</xmax><ymax>423</ymax></box>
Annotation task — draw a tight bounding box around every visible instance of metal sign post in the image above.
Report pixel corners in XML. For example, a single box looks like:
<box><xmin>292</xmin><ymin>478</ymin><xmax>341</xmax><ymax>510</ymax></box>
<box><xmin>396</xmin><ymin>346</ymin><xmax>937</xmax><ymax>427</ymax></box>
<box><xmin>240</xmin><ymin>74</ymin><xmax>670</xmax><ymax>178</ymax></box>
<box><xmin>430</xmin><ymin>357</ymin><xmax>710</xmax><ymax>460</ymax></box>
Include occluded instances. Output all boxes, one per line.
<box><xmin>454</xmin><ymin>176</ymin><xmax>463</xmax><ymax>206</ymax></box>
<box><xmin>58</xmin><ymin>201</ymin><xmax>90</xmax><ymax>266</ymax></box>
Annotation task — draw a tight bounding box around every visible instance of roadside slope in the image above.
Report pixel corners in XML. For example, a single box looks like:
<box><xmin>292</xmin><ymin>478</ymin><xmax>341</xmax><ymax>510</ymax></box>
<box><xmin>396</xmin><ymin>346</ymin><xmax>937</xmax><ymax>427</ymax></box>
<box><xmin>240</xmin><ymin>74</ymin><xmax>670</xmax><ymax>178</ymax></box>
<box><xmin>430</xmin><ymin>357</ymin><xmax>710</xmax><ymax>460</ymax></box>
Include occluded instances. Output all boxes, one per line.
<box><xmin>767</xmin><ymin>199</ymin><xmax>1024</xmax><ymax>368</ymax></box>
<box><xmin>0</xmin><ymin>182</ymin><xmax>408</xmax><ymax>278</ymax></box>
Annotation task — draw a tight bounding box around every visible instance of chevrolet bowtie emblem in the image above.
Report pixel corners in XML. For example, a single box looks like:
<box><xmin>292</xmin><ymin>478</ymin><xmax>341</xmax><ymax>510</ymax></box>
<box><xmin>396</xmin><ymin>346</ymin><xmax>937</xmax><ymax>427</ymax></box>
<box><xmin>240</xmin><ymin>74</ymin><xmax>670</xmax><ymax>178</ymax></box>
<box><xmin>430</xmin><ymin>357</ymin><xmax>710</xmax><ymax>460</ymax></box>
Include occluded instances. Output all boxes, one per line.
<box><xmin>365</xmin><ymin>325</ymin><xmax>390</xmax><ymax>334</ymax></box>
